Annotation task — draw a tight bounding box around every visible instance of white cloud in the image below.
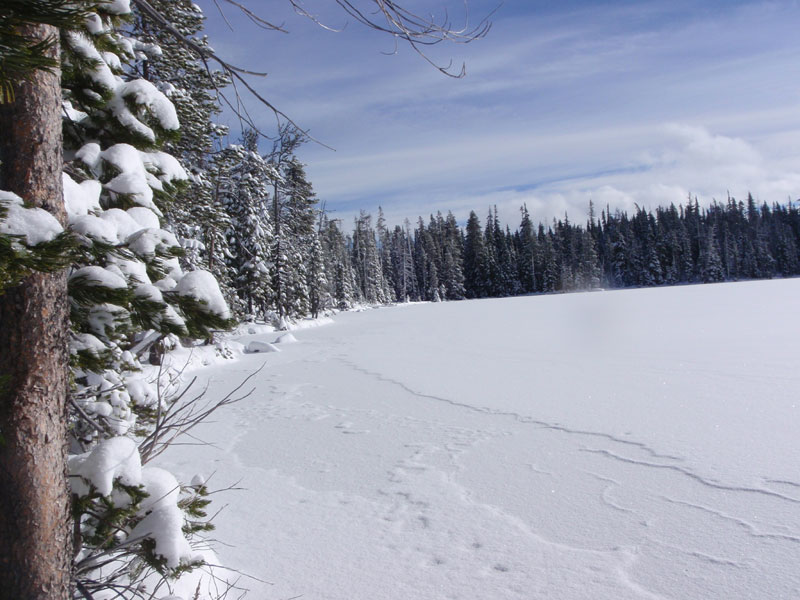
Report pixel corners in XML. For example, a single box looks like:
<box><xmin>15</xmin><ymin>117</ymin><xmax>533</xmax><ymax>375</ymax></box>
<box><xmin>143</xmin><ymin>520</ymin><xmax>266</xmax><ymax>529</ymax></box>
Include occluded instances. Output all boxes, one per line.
<box><xmin>328</xmin><ymin>121</ymin><xmax>800</xmax><ymax>229</ymax></box>
<box><xmin>199</xmin><ymin>0</ymin><xmax>800</xmax><ymax>229</ymax></box>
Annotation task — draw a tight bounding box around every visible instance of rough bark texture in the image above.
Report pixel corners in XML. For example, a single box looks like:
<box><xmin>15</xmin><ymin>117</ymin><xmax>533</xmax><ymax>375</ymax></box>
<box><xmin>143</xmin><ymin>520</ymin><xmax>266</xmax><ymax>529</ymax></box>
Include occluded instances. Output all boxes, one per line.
<box><xmin>0</xmin><ymin>23</ymin><xmax>73</xmax><ymax>600</ymax></box>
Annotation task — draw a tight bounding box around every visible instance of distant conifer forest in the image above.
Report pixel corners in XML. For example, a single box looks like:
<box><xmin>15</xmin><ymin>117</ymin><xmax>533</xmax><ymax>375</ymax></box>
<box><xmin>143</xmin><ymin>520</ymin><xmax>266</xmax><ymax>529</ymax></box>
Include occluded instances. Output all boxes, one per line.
<box><xmin>316</xmin><ymin>194</ymin><xmax>800</xmax><ymax>311</ymax></box>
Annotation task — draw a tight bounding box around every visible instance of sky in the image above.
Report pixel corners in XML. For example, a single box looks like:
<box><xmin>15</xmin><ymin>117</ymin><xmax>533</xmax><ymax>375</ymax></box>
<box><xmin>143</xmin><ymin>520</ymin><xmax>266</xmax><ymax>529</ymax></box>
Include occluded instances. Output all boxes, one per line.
<box><xmin>195</xmin><ymin>0</ymin><xmax>800</xmax><ymax>228</ymax></box>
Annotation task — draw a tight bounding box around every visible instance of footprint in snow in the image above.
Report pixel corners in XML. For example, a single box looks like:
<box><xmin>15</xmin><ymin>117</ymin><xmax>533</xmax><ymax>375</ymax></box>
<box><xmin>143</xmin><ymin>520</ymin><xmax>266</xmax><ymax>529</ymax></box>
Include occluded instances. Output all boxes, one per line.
<box><xmin>493</xmin><ymin>564</ymin><xmax>509</xmax><ymax>573</ymax></box>
<box><xmin>335</xmin><ymin>421</ymin><xmax>369</xmax><ymax>434</ymax></box>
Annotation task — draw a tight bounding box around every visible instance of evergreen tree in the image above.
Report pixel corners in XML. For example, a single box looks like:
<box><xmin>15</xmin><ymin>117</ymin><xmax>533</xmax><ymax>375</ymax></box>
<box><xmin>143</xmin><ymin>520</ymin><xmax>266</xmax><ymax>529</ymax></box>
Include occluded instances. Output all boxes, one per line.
<box><xmin>267</xmin><ymin>126</ymin><xmax>323</xmax><ymax>319</ymax></box>
<box><xmin>320</xmin><ymin>216</ymin><xmax>359</xmax><ymax>309</ymax></box>
<box><xmin>700</xmin><ymin>225</ymin><xmax>724</xmax><ymax>282</ymax></box>
<box><xmin>352</xmin><ymin>212</ymin><xmax>388</xmax><ymax>303</ymax></box>
<box><xmin>517</xmin><ymin>204</ymin><xmax>537</xmax><ymax>293</ymax></box>
<box><xmin>376</xmin><ymin>207</ymin><xmax>397</xmax><ymax>302</ymax></box>
<box><xmin>0</xmin><ymin>10</ymin><xmax>75</xmax><ymax>598</ymax></box>
<box><xmin>217</xmin><ymin>132</ymin><xmax>275</xmax><ymax>319</ymax></box>
<box><xmin>132</xmin><ymin>0</ymin><xmax>232</xmax><ymax>288</ymax></box>
<box><xmin>462</xmin><ymin>211</ymin><xmax>489</xmax><ymax>298</ymax></box>
<box><xmin>2</xmin><ymin>3</ymin><xmax>236</xmax><ymax>596</ymax></box>
<box><xmin>389</xmin><ymin>219</ymin><xmax>419</xmax><ymax>301</ymax></box>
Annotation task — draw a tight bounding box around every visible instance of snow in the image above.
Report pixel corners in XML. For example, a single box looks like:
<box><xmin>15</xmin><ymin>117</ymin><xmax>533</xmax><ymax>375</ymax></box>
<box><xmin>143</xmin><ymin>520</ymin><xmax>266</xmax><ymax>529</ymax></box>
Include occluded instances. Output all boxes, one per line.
<box><xmin>103</xmin><ymin>0</ymin><xmax>131</xmax><ymax>15</ymax></box>
<box><xmin>127</xmin><ymin>228</ymin><xmax>179</xmax><ymax>258</ymax></box>
<box><xmin>71</xmin><ymin>332</ymin><xmax>107</xmax><ymax>356</ymax></box>
<box><xmin>69</xmin><ymin>436</ymin><xmax>141</xmax><ymax>497</ymax></box>
<box><xmin>126</xmin><ymin>206</ymin><xmax>161</xmax><ymax>230</ymax></box>
<box><xmin>0</xmin><ymin>190</ymin><xmax>63</xmax><ymax>245</ymax></box>
<box><xmin>159</xmin><ymin>279</ymin><xmax>800</xmax><ymax>599</ymax></box>
<box><xmin>63</xmin><ymin>173</ymin><xmax>102</xmax><ymax>218</ymax></box>
<box><xmin>273</xmin><ymin>332</ymin><xmax>298</xmax><ymax>344</ymax></box>
<box><xmin>161</xmin><ymin>304</ymin><xmax>186</xmax><ymax>329</ymax></box>
<box><xmin>108</xmin><ymin>80</ymin><xmax>179</xmax><ymax>142</ymax></box>
<box><xmin>126</xmin><ymin>377</ymin><xmax>159</xmax><ymax>408</ymax></box>
<box><xmin>87</xmin><ymin>303</ymin><xmax>128</xmax><ymax>344</ymax></box>
<box><xmin>70</xmin><ymin>265</ymin><xmax>128</xmax><ymax>289</ymax></box>
<box><xmin>70</xmin><ymin>214</ymin><xmax>116</xmax><ymax>244</ymax></box>
<box><xmin>133</xmin><ymin>466</ymin><xmax>202</xmax><ymax>571</ymax></box>
<box><xmin>84</xmin><ymin>13</ymin><xmax>106</xmax><ymax>35</ymax></box>
<box><xmin>246</xmin><ymin>340</ymin><xmax>281</xmax><ymax>353</ymax></box>
<box><xmin>100</xmin><ymin>51</ymin><xmax>121</xmax><ymax>71</ymax></box>
<box><xmin>133</xmin><ymin>283</ymin><xmax>163</xmax><ymax>303</ymax></box>
<box><xmin>99</xmin><ymin>208</ymin><xmax>141</xmax><ymax>240</ymax></box>
<box><xmin>173</xmin><ymin>270</ymin><xmax>231</xmax><ymax>319</ymax></box>
<box><xmin>101</xmin><ymin>144</ymin><xmax>161</xmax><ymax>214</ymax></box>
<box><xmin>62</xmin><ymin>100</ymin><xmax>88</xmax><ymax>124</ymax></box>
<box><xmin>64</xmin><ymin>32</ymin><xmax>116</xmax><ymax>91</ymax></box>
<box><xmin>141</xmin><ymin>150</ymin><xmax>187</xmax><ymax>184</ymax></box>
<box><xmin>154</xmin><ymin>276</ymin><xmax>178</xmax><ymax>292</ymax></box>
<box><xmin>75</xmin><ymin>142</ymin><xmax>102</xmax><ymax>170</ymax></box>
<box><xmin>113</xmin><ymin>257</ymin><xmax>151</xmax><ymax>285</ymax></box>
<box><xmin>131</xmin><ymin>467</ymin><xmax>197</xmax><ymax>568</ymax></box>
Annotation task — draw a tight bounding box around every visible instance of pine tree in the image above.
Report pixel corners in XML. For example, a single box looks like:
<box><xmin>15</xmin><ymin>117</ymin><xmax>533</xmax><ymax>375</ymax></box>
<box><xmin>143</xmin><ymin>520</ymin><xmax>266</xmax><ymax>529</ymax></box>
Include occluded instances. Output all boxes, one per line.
<box><xmin>307</xmin><ymin>229</ymin><xmax>329</xmax><ymax>317</ymax></box>
<box><xmin>376</xmin><ymin>207</ymin><xmax>397</xmax><ymax>302</ymax></box>
<box><xmin>699</xmin><ymin>226</ymin><xmax>725</xmax><ymax>283</ymax></box>
<box><xmin>389</xmin><ymin>220</ymin><xmax>419</xmax><ymax>301</ymax></box>
<box><xmin>276</xmin><ymin>157</ymin><xmax>318</xmax><ymax>317</ymax></box>
<box><xmin>0</xmin><ymin>13</ymin><xmax>74</xmax><ymax>598</ymax></box>
<box><xmin>517</xmin><ymin>204</ymin><xmax>537</xmax><ymax>293</ymax></box>
<box><xmin>320</xmin><ymin>216</ymin><xmax>359</xmax><ymax>309</ymax></box>
<box><xmin>462</xmin><ymin>211</ymin><xmax>489</xmax><ymax>298</ymax></box>
<box><xmin>132</xmin><ymin>0</ymin><xmax>232</xmax><ymax>289</ymax></box>
<box><xmin>577</xmin><ymin>228</ymin><xmax>601</xmax><ymax>288</ymax></box>
<box><xmin>0</xmin><ymin>3</ymin><xmax>235</xmax><ymax>596</ymax></box>
<box><xmin>217</xmin><ymin>132</ymin><xmax>275</xmax><ymax>319</ymax></box>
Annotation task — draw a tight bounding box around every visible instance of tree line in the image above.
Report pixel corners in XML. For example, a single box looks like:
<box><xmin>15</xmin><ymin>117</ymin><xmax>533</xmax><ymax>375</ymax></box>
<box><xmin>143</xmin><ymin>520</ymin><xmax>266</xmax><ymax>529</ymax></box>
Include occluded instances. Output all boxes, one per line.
<box><xmin>230</xmin><ymin>193</ymin><xmax>800</xmax><ymax>318</ymax></box>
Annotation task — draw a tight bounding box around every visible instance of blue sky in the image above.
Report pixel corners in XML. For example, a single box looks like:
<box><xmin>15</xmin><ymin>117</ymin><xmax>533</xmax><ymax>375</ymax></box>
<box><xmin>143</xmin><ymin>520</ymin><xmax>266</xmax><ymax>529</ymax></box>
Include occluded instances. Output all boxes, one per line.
<box><xmin>196</xmin><ymin>0</ymin><xmax>800</xmax><ymax>227</ymax></box>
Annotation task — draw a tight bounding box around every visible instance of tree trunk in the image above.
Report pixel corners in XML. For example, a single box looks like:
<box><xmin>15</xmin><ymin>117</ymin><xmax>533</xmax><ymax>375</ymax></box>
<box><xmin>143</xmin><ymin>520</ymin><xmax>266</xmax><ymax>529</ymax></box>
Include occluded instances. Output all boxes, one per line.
<box><xmin>0</xmin><ymin>23</ymin><xmax>72</xmax><ymax>600</ymax></box>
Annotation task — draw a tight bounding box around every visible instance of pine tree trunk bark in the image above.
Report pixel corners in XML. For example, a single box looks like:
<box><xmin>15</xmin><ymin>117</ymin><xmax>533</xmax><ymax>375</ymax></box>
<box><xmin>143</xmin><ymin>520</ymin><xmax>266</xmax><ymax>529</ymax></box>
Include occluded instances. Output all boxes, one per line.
<box><xmin>0</xmin><ymin>23</ymin><xmax>73</xmax><ymax>600</ymax></box>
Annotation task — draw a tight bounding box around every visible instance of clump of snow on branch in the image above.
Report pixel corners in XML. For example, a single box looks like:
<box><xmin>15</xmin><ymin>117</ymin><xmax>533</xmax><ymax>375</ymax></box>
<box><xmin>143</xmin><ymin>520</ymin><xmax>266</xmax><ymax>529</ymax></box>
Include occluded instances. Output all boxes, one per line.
<box><xmin>69</xmin><ymin>436</ymin><xmax>141</xmax><ymax>497</ymax></box>
<box><xmin>175</xmin><ymin>270</ymin><xmax>232</xmax><ymax>319</ymax></box>
<box><xmin>0</xmin><ymin>191</ymin><xmax>63</xmax><ymax>246</ymax></box>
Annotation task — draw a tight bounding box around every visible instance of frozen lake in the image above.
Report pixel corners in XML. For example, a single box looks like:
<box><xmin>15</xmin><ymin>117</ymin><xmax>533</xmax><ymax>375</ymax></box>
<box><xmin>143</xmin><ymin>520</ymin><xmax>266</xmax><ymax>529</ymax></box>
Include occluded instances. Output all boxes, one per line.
<box><xmin>164</xmin><ymin>278</ymin><xmax>800</xmax><ymax>599</ymax></box>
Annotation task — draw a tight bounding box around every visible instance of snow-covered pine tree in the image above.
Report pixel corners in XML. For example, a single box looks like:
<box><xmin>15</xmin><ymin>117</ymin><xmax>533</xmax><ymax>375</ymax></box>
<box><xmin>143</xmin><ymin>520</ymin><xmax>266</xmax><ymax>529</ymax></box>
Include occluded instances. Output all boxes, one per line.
<box><xmin>699</xmin><ymin>225</ymin><xmax>724</xmax><ymax>283</ymax></box>
<box><xmin>267</xmin><ymin>124</ymin><xmax>304</xmax><ymax>319</ymax></box>
<box><xmin>218</xmin><ymin>129</ymin><xmax>275</xmax><ymax>320</ymax></box>
<box><xmin>131</xmin><ymin>0</ymin><xmax>233</xmax><ymax>297</ymax></box>
<box><xmin>352</xmin><ymin>211</ymin><xmax>388</xmax><ymax>303</ymax></box>
<box><xmin>517</xmin><ymin>204</ymin><xmax>537</xmax><ymax>293</ymax></box>
<box><xmin>416</xmin><ymin>216</ymin><xmax>442</xmax><ymax>301</ymax></box>
<box><xmin>307</xmin><ymin>228</ymin><xmax>329</xmax><ymax>317</ymax></box>
<box><xmin>388</xmin><ymin>219</ymin><xmax>419</xmax><ymax>302</ymax></box>
<box><xmin>274</xmin><ymin>156</ymin><xmax>319</xmax><ymax>318</ymax></box>
<box><xmin>58</xmin><ymin>2</ymin><xmax>235</xmax><ymax>592</ymax></box>
<box><xmin>320</xmin><ymin>215</ymin><xmax>359</xmax><ymax>309</ymax></box>
<box><xmin>463</xmin><ymin>210</ymin><xmax>490</xmax><ymax>298</ymax></box>
<box><xmin>439</xmin><ymin>211</ymin><xmax>466</xmax><ymax>300</ymax></box>
<box><xmin>539</xmin><ymin>225</ymin><xmax>558</xmax><ymax>293</ymax></box>
<box><xmin>576</xmin><ymin>228</ymin><xmax>601</xmax><ymax>289</ymax></box>
<box><xmin>376</xmin><ymin>207</ymin><xmax>397</xmax><ymax>302</ymax></box>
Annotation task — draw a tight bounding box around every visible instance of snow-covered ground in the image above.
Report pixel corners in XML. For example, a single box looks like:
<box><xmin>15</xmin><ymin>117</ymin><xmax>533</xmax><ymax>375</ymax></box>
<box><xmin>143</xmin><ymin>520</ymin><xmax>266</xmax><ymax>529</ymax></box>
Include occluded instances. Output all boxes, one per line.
<box><xmin>161</xmin><ymin>278</ymin><xmax>800</xmax><ymax>599</ymax></box>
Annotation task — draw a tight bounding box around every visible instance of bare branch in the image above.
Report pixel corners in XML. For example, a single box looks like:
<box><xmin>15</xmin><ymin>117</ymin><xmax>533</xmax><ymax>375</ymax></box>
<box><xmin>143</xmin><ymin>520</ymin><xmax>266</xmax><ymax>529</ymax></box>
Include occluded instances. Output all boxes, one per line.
<box><xmin>132</xmin><ymin>0</ymin><xmax>493</xmax><ymax>144</ymax></box>
<box><xmin>138</xmin><ymin>363</ymin><xmax>267</xmax><ymax>463</ymax></box>
<box><xmin>218</xmin><ymin>0</ymin><xmax>289</xmax><ymax>32</ymax></box>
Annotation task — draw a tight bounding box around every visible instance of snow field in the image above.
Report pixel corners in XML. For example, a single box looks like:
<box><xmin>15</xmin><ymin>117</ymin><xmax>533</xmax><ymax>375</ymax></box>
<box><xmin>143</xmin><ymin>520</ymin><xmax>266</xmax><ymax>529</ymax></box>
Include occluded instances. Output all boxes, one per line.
<box><xmin>160</xmin><ymin>279</ymin><xmax>800</xmax><ymax>599</ymax></box>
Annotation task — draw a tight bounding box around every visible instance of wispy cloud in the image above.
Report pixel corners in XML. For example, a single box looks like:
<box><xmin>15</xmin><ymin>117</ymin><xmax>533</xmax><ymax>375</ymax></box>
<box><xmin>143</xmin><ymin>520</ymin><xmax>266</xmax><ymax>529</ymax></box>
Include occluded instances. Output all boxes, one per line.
<box><xmin>198</xmin><ymin>0</ymin><xmax>800</xmax><ymax>228</ymax></box>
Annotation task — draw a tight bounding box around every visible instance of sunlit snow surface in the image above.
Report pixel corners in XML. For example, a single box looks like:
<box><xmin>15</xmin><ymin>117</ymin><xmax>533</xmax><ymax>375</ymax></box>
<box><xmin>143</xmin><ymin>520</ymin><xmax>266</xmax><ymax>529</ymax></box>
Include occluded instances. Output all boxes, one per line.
<box><xmin>163</xmin><ymin>279</ymin><xmax>800</xmax><ymax>599</ymax></box>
